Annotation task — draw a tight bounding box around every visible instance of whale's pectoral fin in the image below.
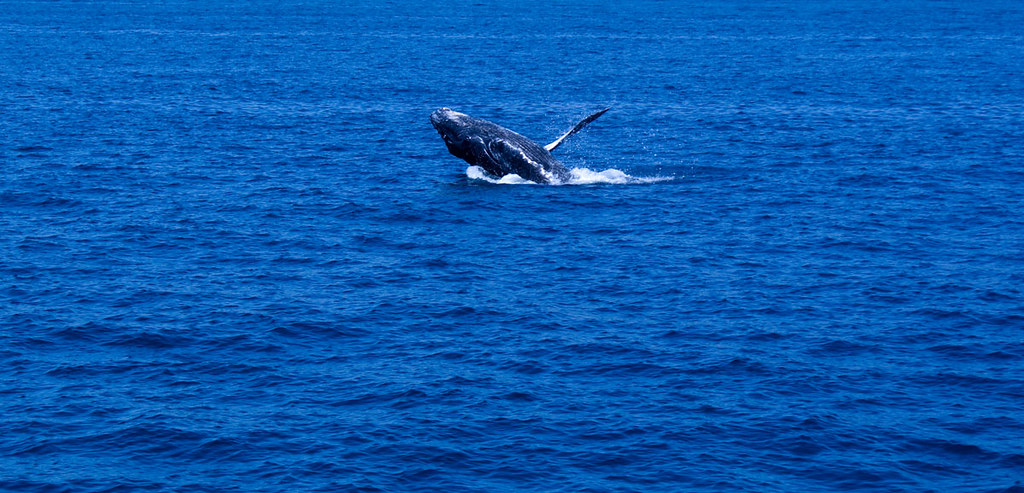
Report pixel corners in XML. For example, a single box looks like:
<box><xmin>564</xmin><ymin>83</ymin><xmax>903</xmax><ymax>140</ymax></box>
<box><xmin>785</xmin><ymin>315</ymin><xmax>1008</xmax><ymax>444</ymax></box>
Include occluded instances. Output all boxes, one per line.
<box><xmin>488</xmin><ymin>139</ymin><xmax>553</xmax><ymax>183</ymax></box>
<box><xmin>486</xmin><ymin>139</ymin><xmax>513</xmax><ymax>164</ymax></box>
<box><xmin>544</xmin><ymin>107</ymin><xmax>610</xmax><ymax>152</ymax></box>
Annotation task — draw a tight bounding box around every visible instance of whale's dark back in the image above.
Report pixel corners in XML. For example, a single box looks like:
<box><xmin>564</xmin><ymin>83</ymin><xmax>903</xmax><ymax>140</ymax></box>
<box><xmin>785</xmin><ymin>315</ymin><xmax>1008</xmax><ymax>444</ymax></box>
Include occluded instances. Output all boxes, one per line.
<box><xmin>431</xmin><ymin>109</ymin><xmax>571</xmax><ymax>184</ymax></box>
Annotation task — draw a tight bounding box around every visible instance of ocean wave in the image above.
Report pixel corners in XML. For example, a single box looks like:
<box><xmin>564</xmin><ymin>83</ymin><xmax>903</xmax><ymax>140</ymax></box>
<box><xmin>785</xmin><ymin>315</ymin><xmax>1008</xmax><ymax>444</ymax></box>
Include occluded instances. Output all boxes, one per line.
<box><xmin>465</xmin><ymin>166</ymin><xmax>674</xmax><ymax>185</ymax></box>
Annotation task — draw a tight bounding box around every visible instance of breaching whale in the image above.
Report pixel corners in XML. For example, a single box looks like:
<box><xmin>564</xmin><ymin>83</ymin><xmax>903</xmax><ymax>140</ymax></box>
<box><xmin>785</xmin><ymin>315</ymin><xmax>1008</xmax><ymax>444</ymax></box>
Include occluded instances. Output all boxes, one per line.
<box><xmin>430</xmin><ymin>107</ymin><xmax>610</xmax><ymax>184</ymax></box>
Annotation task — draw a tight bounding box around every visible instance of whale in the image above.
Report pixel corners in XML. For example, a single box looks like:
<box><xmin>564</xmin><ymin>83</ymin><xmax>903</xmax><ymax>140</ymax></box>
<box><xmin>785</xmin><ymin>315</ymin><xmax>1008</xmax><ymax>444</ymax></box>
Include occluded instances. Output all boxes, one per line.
<box><xmin>430</xmin><ymin>107</ymin><xmax>610</xmax><ymax>184</ymax></box>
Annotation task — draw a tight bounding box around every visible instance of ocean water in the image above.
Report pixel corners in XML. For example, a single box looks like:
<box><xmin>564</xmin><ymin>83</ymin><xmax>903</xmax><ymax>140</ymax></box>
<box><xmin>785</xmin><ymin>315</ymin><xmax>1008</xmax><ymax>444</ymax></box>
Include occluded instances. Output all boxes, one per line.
<box><xmin>3</xmin><ymin>0</ymin><xmax>1024</xmax><ymax>491</ymax></box>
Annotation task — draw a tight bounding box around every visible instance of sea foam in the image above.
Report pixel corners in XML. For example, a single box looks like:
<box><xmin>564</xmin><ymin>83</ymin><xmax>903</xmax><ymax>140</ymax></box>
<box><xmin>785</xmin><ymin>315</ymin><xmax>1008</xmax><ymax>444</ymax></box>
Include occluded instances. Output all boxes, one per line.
<box><xmin>466</xmin><ymin>166</ymin><xmax>673</xmax><ymax>185</ymax></box>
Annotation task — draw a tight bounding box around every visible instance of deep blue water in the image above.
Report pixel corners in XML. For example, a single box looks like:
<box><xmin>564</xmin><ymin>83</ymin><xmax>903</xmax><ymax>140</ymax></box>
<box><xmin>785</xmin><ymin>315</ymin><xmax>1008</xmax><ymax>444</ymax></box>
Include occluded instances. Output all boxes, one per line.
<box><xmin>3</xmin><ymin>1</ymin><xmax>1024</xmax><ymax>491</ymax></box>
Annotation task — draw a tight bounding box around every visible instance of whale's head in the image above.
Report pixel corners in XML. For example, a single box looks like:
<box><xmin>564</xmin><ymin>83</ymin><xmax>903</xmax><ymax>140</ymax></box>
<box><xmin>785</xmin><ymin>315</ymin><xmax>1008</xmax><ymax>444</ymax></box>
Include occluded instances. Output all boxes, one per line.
<box><xmin>431</xmin><ymin>107</ymin><xmax>499</xmax><ymax>167</ymax></box>
<box><xmin>430</xmin><ymin>108</ymin><xmax>476</xmax><ymax>151</ymax></box>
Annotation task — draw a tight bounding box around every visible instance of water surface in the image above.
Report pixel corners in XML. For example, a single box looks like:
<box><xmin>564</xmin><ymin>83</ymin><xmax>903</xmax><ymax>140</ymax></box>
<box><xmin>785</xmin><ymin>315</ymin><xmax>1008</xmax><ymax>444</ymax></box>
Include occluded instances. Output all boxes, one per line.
<box><xmin>2</xmin><ymin>1</ymin><xmax>1023</xmax><ymax>491</ymax></box>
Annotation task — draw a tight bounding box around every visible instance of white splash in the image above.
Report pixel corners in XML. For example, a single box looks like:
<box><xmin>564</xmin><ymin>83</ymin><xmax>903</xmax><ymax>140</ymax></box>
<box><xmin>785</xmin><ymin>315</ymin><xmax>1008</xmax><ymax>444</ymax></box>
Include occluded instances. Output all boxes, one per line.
<box><xmin>465</xmin><ymin>166</ymin><xmax>538</xmax><ymax>185</ymax></box>
<box><xmin>465</xmin><ymin>166</ymin><xmax>674</xmax><ymax>185</ymax></box>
